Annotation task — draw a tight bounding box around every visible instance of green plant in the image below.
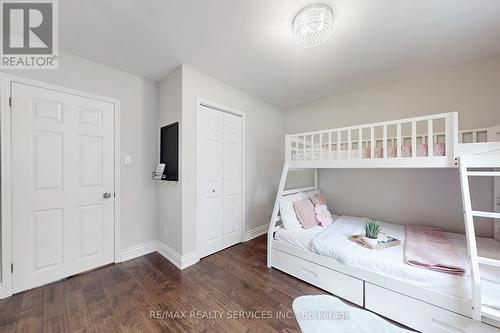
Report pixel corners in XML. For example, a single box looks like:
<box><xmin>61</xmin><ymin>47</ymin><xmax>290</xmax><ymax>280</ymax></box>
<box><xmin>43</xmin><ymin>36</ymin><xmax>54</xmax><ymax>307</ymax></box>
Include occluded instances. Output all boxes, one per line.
<box><xmin>364</xmin><ymin>219</ymin><xmax>382</xmax><ymax>239</ymax></box>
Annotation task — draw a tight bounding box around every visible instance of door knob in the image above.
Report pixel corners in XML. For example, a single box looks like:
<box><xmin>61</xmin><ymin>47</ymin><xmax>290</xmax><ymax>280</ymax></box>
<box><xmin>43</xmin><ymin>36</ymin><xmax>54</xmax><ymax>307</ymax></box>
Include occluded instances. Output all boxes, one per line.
<box><xmin>103</xmin><ymin>192</ymin><xmax>112</xmax><ymax>199</ymax></box>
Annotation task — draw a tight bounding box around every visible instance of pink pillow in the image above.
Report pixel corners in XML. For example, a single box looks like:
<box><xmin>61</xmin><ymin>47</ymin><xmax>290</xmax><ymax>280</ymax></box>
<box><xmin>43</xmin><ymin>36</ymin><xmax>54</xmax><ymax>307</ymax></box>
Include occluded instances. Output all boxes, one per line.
<box><xmin>315</xmin><ymin>204</ymin><xmax>333</xmax><ymax>227</ymax></box>
<box><xmin>362</xmin><ymin>148</ymin><xmax>371</xmax><ymax>159</ymax></box>
<box><xmin>402</xmin><ymin>145</ymin><xmax>412</xmax><ymax>157</ymax></box>
<box><xmin>311</xmin><ymin>193</ymin><xmax>327</xmax><ymax>206</ymax></box>
<box><xmin>433</xmin><ymin>143</ymin><xmax>445</xmax><ymax>156</ymax></box>
<box><xmin>387</xmin><ymin>146</ymin><xmax>397</xmax><ymax>158</ymax></box>
<box><xmin>293</xmin><ymin>198</ymin><xmax>318</xmax><ymax>229</ymax></box>
<box><xmin>417</xmin><ymin>144</ymin><xmax>428</xmax><ymax>157</ymax></box>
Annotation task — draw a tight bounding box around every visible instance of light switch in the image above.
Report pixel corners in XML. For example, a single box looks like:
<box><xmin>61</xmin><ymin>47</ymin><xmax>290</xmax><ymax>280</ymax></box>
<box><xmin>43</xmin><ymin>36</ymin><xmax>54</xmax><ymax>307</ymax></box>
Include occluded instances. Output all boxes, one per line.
<box><xmin>123</xmin><ymin>154</ymin><xmax>133</xmax><ymax>165</ymax></box>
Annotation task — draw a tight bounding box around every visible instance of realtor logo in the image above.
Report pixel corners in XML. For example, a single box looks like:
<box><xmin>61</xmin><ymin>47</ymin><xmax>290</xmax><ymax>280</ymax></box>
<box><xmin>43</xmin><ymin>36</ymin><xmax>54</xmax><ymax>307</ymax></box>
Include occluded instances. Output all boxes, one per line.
<box><xmin>1</xmin><ymin>0</ymin><xmax>58</xmax><ymax>68</ymax></box>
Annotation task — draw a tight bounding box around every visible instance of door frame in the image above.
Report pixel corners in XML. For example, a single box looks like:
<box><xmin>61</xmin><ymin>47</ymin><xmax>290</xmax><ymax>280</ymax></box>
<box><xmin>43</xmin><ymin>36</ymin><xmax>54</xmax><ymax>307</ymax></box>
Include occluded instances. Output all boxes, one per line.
<box><xmin>0</xmin><ymin>73</ymin><xmax>121</xmax><ymax>298</ymax></box>
<box><xmin>195</xmin><ymin>97</ymin><xmax>246</xmax><ymax>259</ymax></box>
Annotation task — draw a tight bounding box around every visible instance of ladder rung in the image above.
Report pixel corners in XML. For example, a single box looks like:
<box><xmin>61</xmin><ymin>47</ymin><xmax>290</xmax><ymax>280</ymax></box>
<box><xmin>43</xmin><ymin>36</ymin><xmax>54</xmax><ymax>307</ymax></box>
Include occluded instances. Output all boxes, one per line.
<box><xmin>471</xmin><ymin>210</ymin><xmax>500</xmax><ymax>219</ymax></box>
<box><xmin>482</xmin><ymin>305</ymin><xmax>500</xmax><ymax>322</ymax></box>
<box><xmin>467</xmin><ymin>171</ymin><xmax>500</xmax><ymax>177</ymax></box>
<box><xmin>478</xmin><ymin>256</ymin><xmax>500</xmax><ymax>268</ymax></box>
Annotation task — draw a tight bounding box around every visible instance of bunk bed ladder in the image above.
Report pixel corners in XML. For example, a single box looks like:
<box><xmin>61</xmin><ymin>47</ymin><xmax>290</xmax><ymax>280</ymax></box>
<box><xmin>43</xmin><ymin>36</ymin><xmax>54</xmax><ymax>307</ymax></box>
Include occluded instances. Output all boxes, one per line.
<box><xmin>267</xmin><ymin>163</ymin><xmax>319</xmax><ymax>268</ymax></box>
<box><xmin>458</xmin><ymin>155</ymin><xmax>500</xmax><ymax>323</ymax></box>
<box><xmin>267</xmin><ymin>163</ymin><xmax>289</xmax><ymax>267</ymax></box>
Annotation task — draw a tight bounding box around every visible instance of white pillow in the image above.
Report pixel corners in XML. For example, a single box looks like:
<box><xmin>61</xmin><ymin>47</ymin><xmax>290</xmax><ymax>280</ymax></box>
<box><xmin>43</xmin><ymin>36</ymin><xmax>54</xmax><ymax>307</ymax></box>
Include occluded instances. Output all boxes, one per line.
<box><xmin>279</xmin><ymin>193</ymin><xmax>304</xmax><ymax>230</ymax></box>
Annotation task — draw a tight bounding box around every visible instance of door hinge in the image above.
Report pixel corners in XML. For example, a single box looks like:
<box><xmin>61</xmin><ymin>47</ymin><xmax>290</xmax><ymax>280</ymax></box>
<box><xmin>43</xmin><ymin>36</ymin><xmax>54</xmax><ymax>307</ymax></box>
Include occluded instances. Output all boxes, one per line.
<box><xmin>9</xmin><ymin>97</ymin><xmax>12</xmax><ymax>107</ymax></box>
<box><xmin>10</xmin><ymin>263</ymin><xmax>13</xmax><ymax>274</ymax></box>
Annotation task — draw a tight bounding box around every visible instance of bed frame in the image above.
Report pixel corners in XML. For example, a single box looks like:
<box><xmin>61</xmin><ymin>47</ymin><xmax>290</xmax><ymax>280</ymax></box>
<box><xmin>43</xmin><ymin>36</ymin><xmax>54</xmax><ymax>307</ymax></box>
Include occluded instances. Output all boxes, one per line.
<box><xmin>267</xmin><ymin>112</ymin><xmax>500</xmax><ymax>332</ymax></box>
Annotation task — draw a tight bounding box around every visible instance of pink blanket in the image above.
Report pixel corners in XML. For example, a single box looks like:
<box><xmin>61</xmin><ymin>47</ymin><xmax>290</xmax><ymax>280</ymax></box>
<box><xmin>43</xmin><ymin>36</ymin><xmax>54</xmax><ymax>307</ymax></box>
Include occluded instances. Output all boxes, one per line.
<box><xmin>404</xmin><ymin>224</ymin><xmax>465</xmax><ymax>276</ymax></box>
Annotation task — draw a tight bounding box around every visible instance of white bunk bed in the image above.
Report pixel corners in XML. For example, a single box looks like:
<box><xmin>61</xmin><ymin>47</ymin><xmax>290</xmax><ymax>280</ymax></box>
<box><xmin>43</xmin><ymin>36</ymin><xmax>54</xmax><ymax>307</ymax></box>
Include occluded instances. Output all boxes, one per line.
<box><xmin>267</xmin><ymin>112</ymin><xmax>500</xmax><ymax>333</ymax></box>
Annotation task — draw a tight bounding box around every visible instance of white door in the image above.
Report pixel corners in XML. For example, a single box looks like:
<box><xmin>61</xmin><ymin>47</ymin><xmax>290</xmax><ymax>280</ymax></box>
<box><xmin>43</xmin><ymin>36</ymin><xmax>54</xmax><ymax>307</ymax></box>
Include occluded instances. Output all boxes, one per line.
<box><xmin>197</xmin><ymin>105</ymin><xmax>242</xmax><ymax>258</ymax></box>
<box><xmin>11</xmin><ymin>82</ymin><xmax>115</xmax><ymax>293</ymax></box>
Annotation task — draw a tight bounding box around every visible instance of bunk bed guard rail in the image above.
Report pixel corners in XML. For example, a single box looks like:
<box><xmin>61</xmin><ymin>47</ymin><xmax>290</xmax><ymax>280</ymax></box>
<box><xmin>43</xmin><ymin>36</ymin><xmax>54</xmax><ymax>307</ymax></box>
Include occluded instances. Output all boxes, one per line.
<box><xmin>286</xmin><ymin>112</ymin><xmax>459</xmax><ymax>168</ymax></box>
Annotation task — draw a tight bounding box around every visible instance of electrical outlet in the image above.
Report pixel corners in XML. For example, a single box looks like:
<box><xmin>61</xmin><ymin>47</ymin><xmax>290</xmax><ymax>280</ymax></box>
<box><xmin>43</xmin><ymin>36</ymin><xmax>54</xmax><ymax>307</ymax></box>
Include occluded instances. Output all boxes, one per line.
<box><xmin>163</xmin><ymin>227</ymin><xmax>168</xmax><ymax>237</ymax></box>
<box><xmin>123</xmin><ymin>154</ymin><xmax>133</xmax><ymax>165</ymax></box>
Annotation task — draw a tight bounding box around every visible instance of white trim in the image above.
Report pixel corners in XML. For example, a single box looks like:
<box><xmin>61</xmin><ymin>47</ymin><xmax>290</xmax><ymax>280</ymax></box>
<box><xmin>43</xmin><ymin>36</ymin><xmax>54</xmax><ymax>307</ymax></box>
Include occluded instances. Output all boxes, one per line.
<box><xmin>0</xmin><ymin>74</ymin><xmax>13</xmax><ymax>299</ymax></box>
<box><xmin>114</xmin><ymin>100</ymin><xmax>122</xmax><ymax>262</ymax></box>
<box><xmin>287</xmin><ymin>112</ymin><xmax>461</xmax><ymax>168</ymax></box>
<box><xmin>156</xmin><ymin>241</ymin><xmax>199</xmax><ymax>270</ymax></box>
<box><xmin>195</xmin><ymin>98</ymin><xmax>246</xmax><ymax>260</ymax></box>
<box><xmin>243</xmin><ymin>224</ymin><xmax>268</xmax><ymax>242</ymax></box>
<box><xmin>120</xmin><ymin>241</ymin><xmax>158</xmax><ymax>262</ymax></box>
<box><xmin>118</xmin><ymin>240</ymin><xmax>200</xmax><ymax>270</ymax></box>
<box><xmin>0</xmin><ymin>74</ymin><xmax>121</xmax><ymax>299</ymax></box>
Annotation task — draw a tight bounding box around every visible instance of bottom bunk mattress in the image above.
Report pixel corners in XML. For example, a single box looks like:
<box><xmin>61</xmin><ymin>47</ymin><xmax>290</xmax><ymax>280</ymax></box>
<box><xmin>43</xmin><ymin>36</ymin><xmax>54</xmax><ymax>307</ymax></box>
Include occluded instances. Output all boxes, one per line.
<box><xmin>274</xmin><ymin>215</ymin><xmax>500</xmax><ymax>310</ymax></box>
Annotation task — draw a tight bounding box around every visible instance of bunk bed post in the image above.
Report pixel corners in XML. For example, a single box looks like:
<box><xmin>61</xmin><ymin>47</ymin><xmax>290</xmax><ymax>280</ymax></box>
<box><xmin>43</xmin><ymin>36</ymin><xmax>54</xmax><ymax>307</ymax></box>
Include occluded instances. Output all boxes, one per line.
<box><xmin>396</xmin><ymin>123</ymin><xmax>402</xmax><ymax>158</ymax></box>
<box><xmin>458</xmin><ymin>156</ymin><xmax>482</xmax><ymax>321</ymax></box>
<box><xmin>447</xmin><ymin>112</ymin><xmax>459</xmax><ymax>164</ymax></box>
<box><xmin>267</xmin><ymin>136</ymin><xmax>291</xmax><ymax>268</ymax></box>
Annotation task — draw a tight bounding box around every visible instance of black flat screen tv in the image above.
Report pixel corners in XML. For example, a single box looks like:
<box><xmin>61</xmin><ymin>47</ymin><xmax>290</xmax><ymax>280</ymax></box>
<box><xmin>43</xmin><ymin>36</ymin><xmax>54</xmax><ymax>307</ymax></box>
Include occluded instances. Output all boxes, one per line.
<box><xmin>160</xmin><ymin>122</ymin><xmax>179</xmax><ymax>181</ymax></box>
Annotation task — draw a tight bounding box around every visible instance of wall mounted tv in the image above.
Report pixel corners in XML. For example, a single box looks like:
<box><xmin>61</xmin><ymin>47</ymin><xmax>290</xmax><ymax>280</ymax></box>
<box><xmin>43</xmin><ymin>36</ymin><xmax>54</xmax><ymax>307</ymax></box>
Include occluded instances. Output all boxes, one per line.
<box><xmin>160</xmin><ymin>122</ymin><xmax>179</xmax><ymax>181</ymax></box>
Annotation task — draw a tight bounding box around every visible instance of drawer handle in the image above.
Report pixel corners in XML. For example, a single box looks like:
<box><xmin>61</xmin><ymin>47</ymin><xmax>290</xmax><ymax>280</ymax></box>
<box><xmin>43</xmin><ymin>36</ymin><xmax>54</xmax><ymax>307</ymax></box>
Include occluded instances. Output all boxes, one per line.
<box><xmin>301</xmin><ymin>268</ymin><xmax>318</xmax><ymax>278</ymax></box>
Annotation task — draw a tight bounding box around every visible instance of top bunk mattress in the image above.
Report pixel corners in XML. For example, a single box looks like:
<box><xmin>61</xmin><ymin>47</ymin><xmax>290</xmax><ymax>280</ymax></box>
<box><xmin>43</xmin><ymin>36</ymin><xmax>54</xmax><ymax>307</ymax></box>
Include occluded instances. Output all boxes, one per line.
<box><xmin>274</xmin><ymin>215</ymin><xmax>500</xmax><ymax>309</ymax></box>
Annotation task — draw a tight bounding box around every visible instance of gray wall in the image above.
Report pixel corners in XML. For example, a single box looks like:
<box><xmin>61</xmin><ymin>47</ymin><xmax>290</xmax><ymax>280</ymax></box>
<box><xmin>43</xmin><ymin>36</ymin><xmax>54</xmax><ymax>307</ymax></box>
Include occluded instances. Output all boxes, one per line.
<box><xmin>318</xmin><ymin>169</ymin><xmax>493</xmax><ymax>237</ymax></box>
<box><xmin>157</xmin><ymin>67</ymin><xmax>183</xmax><ymax>254</ymax></box>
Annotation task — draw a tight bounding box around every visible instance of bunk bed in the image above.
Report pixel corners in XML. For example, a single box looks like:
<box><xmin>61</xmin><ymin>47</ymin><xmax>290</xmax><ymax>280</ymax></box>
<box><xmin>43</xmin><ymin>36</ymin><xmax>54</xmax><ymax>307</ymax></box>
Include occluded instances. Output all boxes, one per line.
<box><xmin>267</xmin><ymin>112</ymin><xmax>500</xmax><ymax>332</ymax></box>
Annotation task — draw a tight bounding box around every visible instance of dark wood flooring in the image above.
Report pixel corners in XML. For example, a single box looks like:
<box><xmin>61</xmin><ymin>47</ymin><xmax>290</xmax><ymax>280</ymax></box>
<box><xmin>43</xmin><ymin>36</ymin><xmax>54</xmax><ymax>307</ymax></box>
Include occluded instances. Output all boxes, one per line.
<box><xmin>0</xmin><ymin>235</ymin><xmax>330</xmax><ymax>332</ymax></box>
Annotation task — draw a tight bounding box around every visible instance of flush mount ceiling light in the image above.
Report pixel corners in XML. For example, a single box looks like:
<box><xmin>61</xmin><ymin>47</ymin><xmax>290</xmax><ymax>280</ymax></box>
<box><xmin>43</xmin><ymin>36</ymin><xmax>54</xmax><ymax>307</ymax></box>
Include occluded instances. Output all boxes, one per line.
<box><xmin>293</xmin><ymin>4</ymin><xmax>333</xmax><ymax>48</ymax></box>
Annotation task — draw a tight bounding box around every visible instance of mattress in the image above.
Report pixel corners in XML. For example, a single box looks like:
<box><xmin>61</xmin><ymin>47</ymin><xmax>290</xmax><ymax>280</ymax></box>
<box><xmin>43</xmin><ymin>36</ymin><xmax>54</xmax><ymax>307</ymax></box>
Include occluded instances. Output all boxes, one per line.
<box><xmin>274</xmin><ymin>215</ymin><xmax>500</xmax><ymax>309</ymax></box>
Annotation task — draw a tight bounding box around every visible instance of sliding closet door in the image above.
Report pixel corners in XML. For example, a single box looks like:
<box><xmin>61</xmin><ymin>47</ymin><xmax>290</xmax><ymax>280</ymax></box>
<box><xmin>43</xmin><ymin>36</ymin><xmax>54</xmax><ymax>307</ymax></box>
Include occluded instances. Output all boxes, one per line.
<box><xmin>197</xmin><ymin>105</ymin><xmax>242</xmax><ymax>258</ymax></box>
<box><xmin>198</xmin><ymin>106</ymin><xmax>225</xmax><ymax>257</ymax></box>
<box><xmin>222</xmin><ymin>112</ymin><xmax>242</xmax><ymax>248</ymax></box>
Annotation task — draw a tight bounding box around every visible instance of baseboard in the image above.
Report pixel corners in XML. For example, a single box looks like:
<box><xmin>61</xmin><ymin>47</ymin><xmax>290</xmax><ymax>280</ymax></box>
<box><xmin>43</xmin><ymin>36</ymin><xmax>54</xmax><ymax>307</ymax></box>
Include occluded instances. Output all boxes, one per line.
<box><xmin>243</xmin><ymin>224</ymin><xmax>268</xmax><ymax>242</ymax></box>
<box><xmin>120</xmin><ymin>241</ymin><xmax>158</xmax><ymax>262</ymax></box>
<box><xmin>156</xmin><ymin>241</ymin><xmax>199</xmax><ymax>270</ymax></box>
<box><xmin>0</xmin><ymin>283</ymin><xmax>12</xmax><ymax>300</ymax></box>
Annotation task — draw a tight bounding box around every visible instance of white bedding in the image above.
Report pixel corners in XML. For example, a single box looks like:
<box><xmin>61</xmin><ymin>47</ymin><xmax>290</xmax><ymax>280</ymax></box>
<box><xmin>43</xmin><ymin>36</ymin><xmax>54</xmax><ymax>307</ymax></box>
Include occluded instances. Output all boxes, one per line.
<box><xmin>275</xmin><ymin>215</ymin><xmax>500</xmax><ymax>309</ymax></box>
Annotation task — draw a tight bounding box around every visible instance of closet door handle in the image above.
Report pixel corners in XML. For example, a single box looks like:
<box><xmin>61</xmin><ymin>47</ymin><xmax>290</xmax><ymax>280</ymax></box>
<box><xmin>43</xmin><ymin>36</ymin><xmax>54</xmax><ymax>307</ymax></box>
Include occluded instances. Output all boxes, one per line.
<box><xmin>103</xmin><ymin>192</ymin><xmax>112</xmax><ymax>199</ymax></box>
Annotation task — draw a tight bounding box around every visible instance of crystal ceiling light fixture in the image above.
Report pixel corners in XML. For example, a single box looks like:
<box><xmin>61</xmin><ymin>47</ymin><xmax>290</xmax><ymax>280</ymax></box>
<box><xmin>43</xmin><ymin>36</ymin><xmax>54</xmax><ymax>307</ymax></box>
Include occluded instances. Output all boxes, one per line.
<box><xmin>293</xmin><ymin>3</ymin><xmax>333</xmax><ymax>48</ymax></box>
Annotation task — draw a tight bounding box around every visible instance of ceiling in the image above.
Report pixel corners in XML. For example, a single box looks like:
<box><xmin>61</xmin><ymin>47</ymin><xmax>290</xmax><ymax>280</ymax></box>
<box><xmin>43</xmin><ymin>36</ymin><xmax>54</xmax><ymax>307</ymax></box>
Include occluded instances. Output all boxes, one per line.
<box><xmin>59</xmin><ymin>0</ymin><xmax>500</xmax><ymax>109</ymax></box>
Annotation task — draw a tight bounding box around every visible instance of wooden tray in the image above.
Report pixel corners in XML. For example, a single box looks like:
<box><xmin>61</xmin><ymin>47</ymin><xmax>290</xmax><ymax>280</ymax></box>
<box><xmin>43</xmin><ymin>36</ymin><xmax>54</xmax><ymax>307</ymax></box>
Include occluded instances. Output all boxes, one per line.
<box><xmin>348</xmin><ymin>234</ymin><xmax>401</xmax><ymax>250</ymax></box>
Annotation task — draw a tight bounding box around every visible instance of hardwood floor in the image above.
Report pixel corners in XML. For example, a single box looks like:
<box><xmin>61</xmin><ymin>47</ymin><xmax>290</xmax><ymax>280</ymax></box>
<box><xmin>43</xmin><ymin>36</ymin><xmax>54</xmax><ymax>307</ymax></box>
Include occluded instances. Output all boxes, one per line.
<box><xmin>0</xmin><ymin>235</ymin><xmax>328</xmax><ymax>332</ymax></box>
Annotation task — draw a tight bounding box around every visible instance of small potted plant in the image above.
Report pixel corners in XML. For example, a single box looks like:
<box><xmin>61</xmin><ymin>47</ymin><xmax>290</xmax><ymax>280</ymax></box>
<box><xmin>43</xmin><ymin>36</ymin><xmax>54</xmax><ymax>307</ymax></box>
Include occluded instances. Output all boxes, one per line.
<box><xmin>364</xmin><ymin>219</ymin><xmax>382</xmax><ymax>246</ymax></box>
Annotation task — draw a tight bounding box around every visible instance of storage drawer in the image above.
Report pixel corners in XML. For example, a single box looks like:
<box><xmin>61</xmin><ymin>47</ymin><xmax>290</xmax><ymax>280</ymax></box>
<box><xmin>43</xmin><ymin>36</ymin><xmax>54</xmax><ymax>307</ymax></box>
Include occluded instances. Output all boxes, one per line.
<box><xmin>365</xmin><ymin>283</ymin><xmax>497</xmax><ymax>333</ymax></box>
<box><xmin>271</xmin><ymin>248</ymin><xmax>364</xmax><ymax>306</ymax></box>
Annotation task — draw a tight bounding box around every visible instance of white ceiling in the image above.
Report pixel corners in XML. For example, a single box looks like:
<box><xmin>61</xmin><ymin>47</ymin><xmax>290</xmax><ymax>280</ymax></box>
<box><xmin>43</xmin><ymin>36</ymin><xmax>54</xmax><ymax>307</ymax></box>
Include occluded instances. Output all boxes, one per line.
<box><xmin>60</xmin><ymin>0</ymin><xmax>500</xmax><ymax>109</ymax></box>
